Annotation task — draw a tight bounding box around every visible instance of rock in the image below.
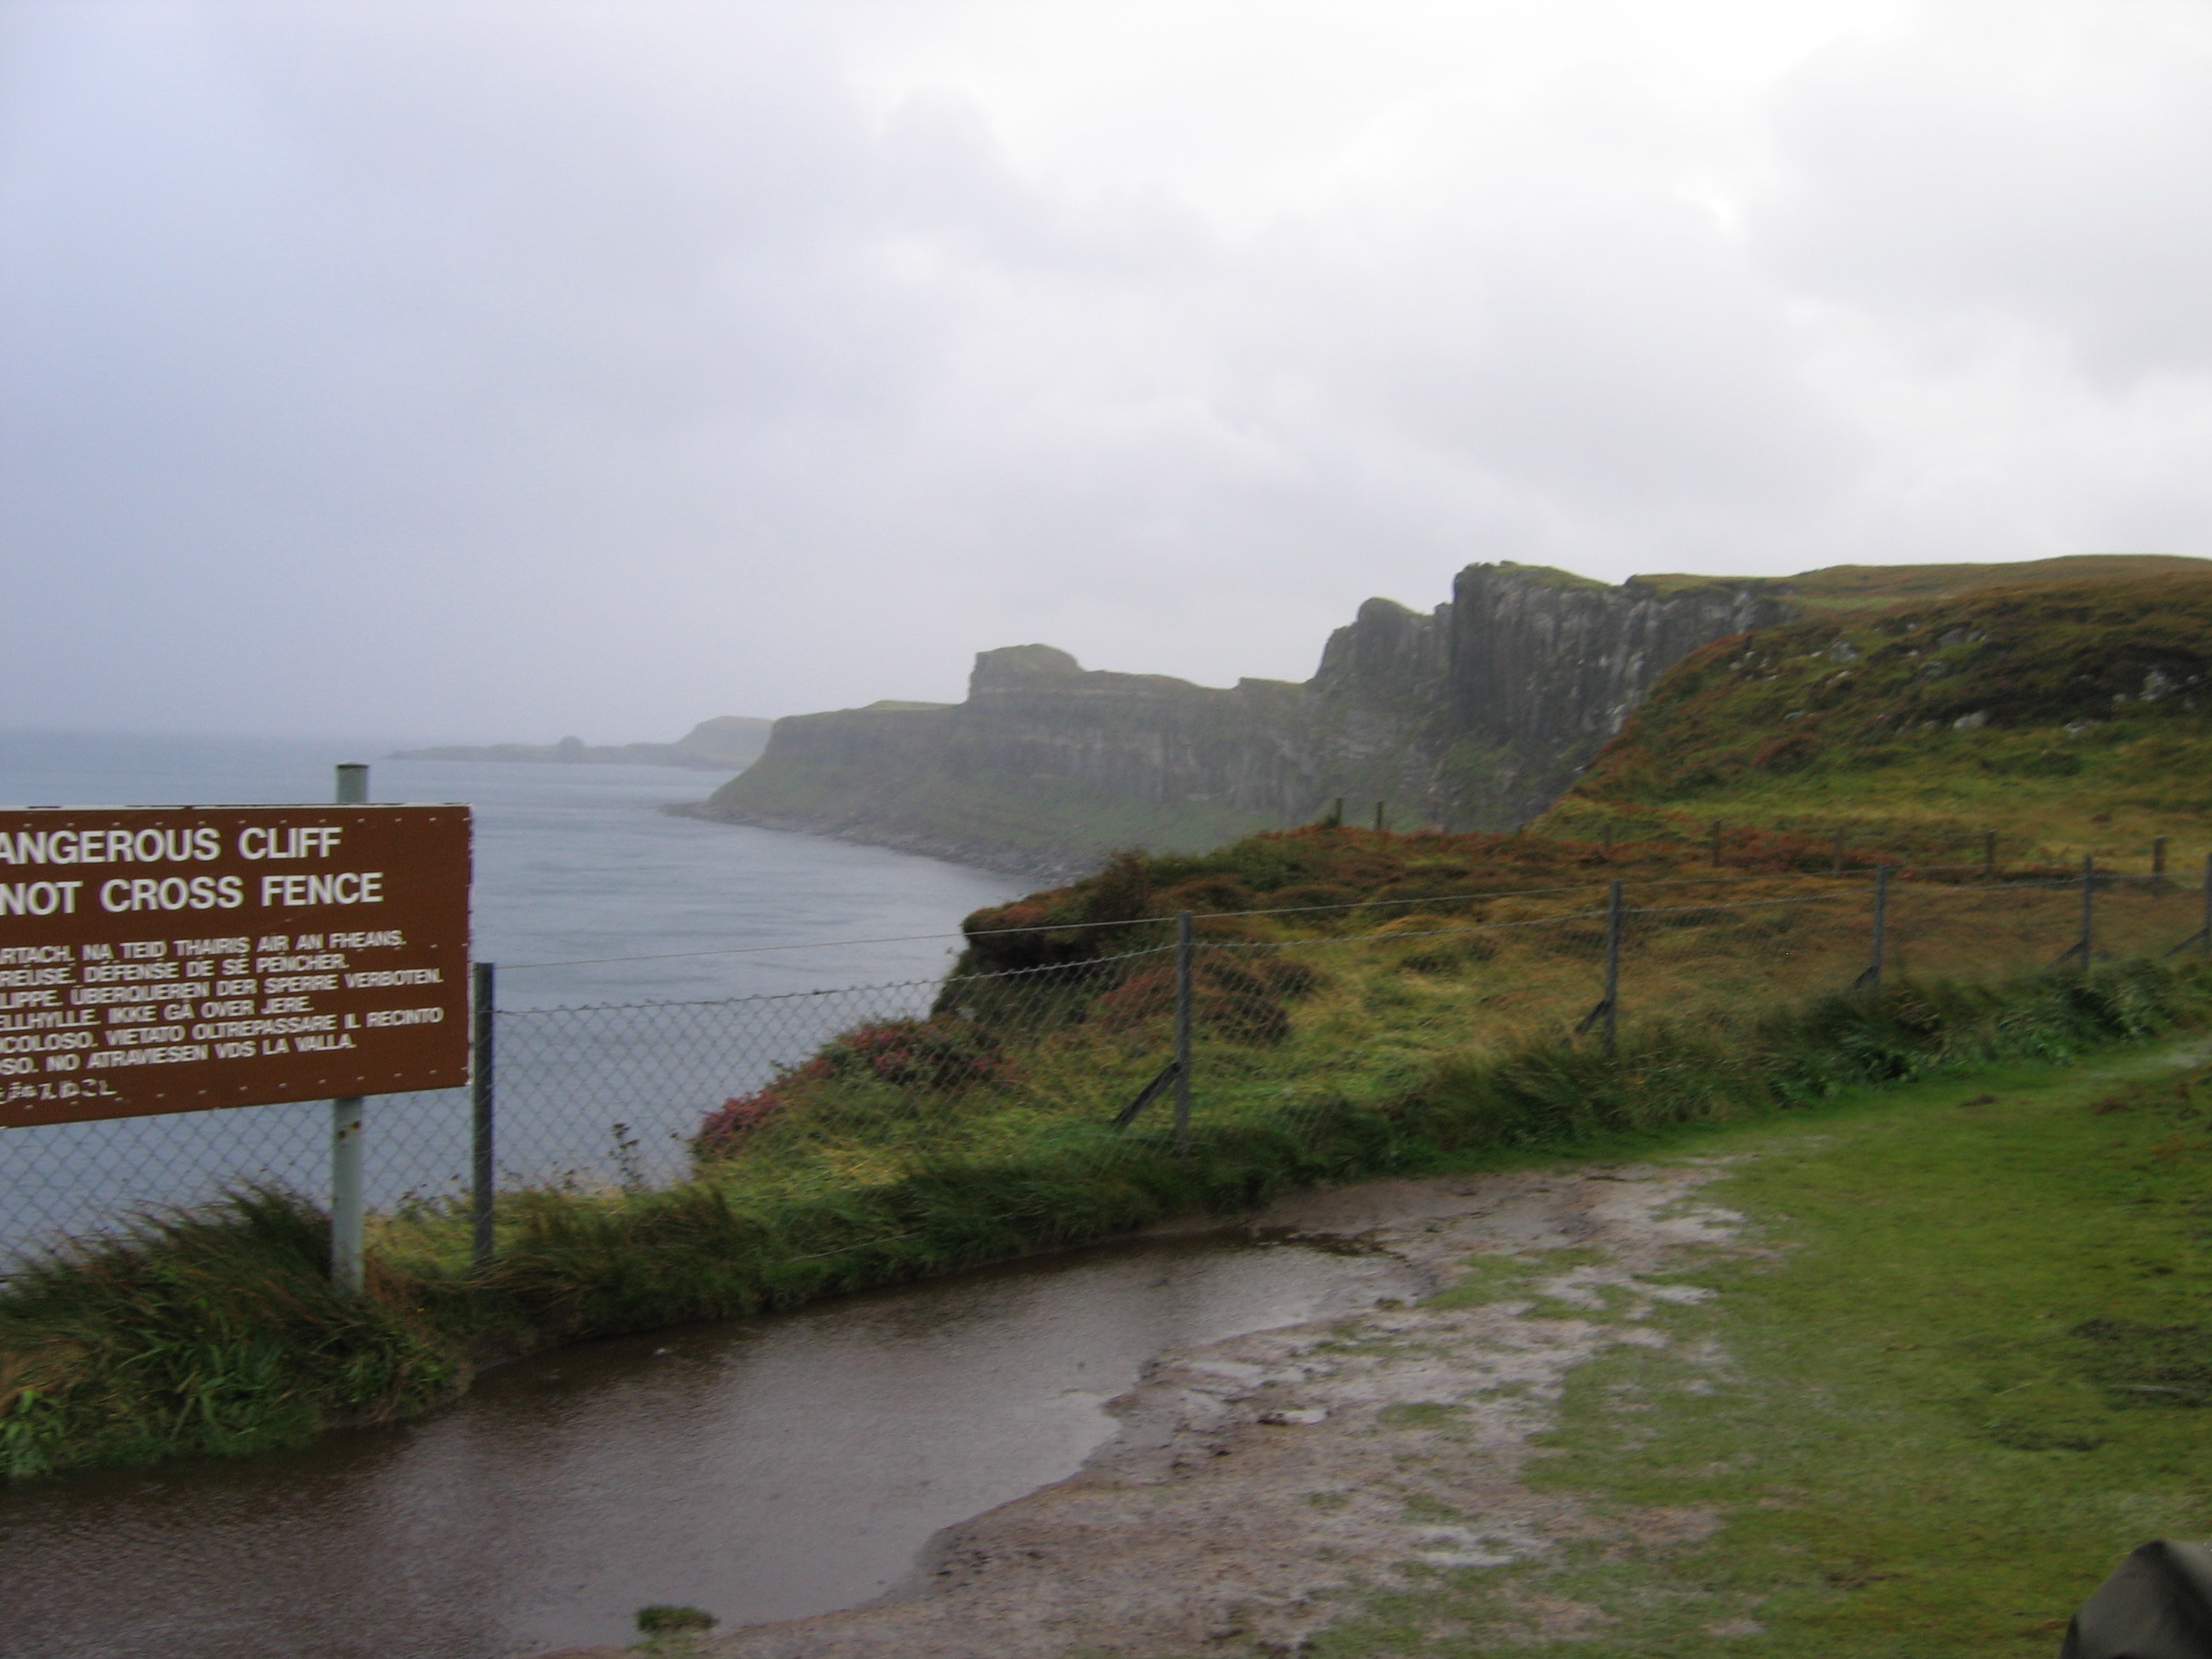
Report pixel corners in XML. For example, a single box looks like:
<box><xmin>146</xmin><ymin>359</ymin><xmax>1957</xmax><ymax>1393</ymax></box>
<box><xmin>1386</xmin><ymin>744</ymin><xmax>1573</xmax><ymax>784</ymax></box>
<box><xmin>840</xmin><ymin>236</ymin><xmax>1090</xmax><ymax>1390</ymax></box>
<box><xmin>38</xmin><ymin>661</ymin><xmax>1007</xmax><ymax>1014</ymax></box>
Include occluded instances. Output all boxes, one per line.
<box><xmin>1953</xmin><ymin>711</ymin><xmax>1989</xmax><ymax>731</ymax></box>
<box><xmin>1828</xmin><ymin>640</ymin><xmax>1860</xmax><ymax>663</ymax></box>
<box><xmin>699</xmin><ymin>563</ymin><xmax>1789</xmax><ymax>871</ymax></box>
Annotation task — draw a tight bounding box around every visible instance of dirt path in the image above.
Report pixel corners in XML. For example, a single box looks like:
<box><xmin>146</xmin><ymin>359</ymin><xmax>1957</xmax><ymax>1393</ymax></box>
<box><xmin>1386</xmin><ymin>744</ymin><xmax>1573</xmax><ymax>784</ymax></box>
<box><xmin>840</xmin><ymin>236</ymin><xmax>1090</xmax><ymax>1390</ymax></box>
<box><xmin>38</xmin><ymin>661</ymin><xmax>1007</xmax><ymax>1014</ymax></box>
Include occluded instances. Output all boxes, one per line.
<box><xmin>551</xmin><ymin>1161</ymin><xmax>1748</xmax><ymax>1658</ymax></box>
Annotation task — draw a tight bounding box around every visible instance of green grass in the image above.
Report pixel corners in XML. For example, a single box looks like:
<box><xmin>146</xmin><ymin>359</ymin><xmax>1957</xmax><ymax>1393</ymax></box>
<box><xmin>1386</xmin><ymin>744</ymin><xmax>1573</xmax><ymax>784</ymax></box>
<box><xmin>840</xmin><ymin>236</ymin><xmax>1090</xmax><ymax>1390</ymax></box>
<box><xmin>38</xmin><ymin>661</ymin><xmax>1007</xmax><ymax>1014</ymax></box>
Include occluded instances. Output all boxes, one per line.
<box><xmin>6</xmin><ymin>955</ymin><xmax>2208</xmax><ymax>1481</ymax></box>
<box><xmin>1550</xmin><ymin>572</ymin><xmax>2212</xmax><ymax>865</ymax></box>
<box><xmin>1627</xmin><ymin>554</ymin><xmax>2207</xmax><ymax>613</ymax></box>
<box><xmin>1309</xmin><ymin>1045</ymin><xmax>2212</xmax><ymax>1657</ymax></box>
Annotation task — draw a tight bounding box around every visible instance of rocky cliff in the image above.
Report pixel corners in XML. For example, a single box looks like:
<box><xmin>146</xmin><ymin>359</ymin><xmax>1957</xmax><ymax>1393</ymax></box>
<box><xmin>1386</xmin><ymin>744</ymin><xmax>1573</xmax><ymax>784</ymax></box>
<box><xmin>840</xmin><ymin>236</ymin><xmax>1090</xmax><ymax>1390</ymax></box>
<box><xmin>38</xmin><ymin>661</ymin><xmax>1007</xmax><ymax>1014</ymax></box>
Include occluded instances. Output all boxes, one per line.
<box><xmin>699</xmin><ymin>562</ymin><xmax>1782</xmax><ymax>875</ymax></box>
<box><xmin>698</xmin><ymin>555</ymin><xmax>2197</xmax><ymax>876</ymax></box>
<box><xmin>687</xmin><ymin>650</ymin><xmax>1312</xmax><ymax>875</ymax></box>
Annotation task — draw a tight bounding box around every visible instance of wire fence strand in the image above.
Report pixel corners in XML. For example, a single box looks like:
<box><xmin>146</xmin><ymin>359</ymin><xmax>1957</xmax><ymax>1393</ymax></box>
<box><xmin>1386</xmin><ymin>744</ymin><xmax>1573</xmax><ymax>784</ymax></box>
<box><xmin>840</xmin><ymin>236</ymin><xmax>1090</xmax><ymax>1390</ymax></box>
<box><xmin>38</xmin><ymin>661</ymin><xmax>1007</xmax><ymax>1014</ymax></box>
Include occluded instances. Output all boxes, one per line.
<box><xmin>4</xmin><ymin>870</ymin><xmax>2208</xmax><ymax>1272</ymax></box>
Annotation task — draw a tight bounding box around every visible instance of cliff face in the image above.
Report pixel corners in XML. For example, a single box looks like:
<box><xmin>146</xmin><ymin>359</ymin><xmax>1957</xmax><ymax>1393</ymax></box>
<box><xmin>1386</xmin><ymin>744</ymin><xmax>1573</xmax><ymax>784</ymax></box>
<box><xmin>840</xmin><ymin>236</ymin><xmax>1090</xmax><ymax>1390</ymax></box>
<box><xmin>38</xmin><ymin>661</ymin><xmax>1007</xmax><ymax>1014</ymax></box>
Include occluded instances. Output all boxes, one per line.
<box><xmin>700</xmin><ymin>562</ymin><xmax>1786</xmax><ymax>874</ymax></box>
<box><xmin>696</xmin><ymin>647</ymin><xmax>1311</xmax><ymax>876</ymax></box>
<box><xmin>1262</xmin><ymin>565</ymin><xmax>1786</xmax><ymax>831</ymax></box>
<box><xmin>958</xmin><ymin>646</ymin><xmax>1318</xmax><ymax>816</ymax></box>
<box><xmin>1436</xmin><ymin>566</ymin><xmax>1792</xmax><ymax>824</ymax></box>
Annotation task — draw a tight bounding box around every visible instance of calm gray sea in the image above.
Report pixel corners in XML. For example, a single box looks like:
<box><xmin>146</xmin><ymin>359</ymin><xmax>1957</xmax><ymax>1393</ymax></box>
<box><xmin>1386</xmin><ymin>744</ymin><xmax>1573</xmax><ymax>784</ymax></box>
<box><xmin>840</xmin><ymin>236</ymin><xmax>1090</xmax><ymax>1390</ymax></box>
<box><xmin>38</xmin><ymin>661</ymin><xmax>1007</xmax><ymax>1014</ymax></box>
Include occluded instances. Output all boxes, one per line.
<box><xmin>0</xmin><ymin>731</ymin><xmax>1026</xmax><ymax>1255</ymax></box>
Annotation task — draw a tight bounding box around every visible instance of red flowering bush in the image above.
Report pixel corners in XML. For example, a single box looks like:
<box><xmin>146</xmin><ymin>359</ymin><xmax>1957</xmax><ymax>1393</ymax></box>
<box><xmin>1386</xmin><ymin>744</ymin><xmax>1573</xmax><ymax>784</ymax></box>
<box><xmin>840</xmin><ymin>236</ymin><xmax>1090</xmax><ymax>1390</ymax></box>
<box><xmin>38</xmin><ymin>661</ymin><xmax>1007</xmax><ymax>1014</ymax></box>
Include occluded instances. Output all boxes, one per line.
<box><xmin>824</xmin><ymin>1018</ymin><xmax>1007</xmax><ymax>1089</ymax></box>
<box><xmin>693</xmin><ymin>1019</ymin><xmax>1006</xmax><ymax>1163</ymax></box>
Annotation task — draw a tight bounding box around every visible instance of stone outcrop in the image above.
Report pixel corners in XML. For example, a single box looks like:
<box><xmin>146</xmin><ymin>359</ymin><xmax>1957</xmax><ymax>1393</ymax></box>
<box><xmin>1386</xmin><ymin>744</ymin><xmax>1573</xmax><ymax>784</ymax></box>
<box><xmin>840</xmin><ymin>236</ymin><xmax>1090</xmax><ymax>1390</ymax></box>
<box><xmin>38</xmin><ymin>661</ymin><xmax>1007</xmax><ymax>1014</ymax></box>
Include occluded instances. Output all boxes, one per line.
<box><xmin>696</xmin><ymin>562</ymin><xmax>1788</xmax><ymax>876</ymax></box>
<box><xmin>1436</xmin><ymin>567</ymin><xmax>1791</xmax><ymax>822</ymax></box>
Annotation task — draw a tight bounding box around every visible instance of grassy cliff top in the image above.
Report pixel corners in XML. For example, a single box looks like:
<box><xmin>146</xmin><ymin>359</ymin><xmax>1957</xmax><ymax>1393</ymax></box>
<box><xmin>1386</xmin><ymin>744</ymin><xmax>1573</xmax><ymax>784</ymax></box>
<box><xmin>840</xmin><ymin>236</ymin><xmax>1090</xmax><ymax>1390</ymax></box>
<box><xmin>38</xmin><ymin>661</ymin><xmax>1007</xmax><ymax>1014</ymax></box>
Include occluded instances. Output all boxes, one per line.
<box><xmin>1627</xmin><ymin>552</ymin><xmax>2207</xmax><ymax>611</ymax></box>
<box><xmin>1546</xmin><ymin>572</ymin><xmax>2212</xmax><ymax>863</ymax></box>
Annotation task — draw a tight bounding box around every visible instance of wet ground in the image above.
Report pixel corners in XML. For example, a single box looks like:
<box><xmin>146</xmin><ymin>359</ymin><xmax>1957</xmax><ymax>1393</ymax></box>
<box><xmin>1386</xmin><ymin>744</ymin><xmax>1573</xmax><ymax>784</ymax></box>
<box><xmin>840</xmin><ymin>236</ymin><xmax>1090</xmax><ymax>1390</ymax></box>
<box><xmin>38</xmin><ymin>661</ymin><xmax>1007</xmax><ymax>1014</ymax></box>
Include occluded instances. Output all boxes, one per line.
<box><xmin>0</xmin><ymin>1232</ymin><xmax>1409</xmax><ymax>1659</ymax></box>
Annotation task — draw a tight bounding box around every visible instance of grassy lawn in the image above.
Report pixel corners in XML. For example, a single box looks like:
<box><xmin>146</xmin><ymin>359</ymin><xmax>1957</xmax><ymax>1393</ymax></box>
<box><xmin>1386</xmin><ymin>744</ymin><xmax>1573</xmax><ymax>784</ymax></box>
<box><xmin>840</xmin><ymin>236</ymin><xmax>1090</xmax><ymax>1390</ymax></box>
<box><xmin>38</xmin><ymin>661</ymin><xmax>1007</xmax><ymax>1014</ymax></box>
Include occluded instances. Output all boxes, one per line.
<box><xmin>1316</xmin><ymin>1042</ymin><xmax>2212</xmax><ymax>1656</ymax></box>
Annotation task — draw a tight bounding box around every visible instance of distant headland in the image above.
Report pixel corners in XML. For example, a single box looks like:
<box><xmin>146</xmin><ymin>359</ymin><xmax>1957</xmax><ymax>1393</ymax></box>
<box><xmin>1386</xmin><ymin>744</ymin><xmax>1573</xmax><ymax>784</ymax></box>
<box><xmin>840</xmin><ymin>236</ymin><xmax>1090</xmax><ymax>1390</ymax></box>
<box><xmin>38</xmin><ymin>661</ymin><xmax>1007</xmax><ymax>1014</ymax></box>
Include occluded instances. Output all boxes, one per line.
<box><xmin>690</xmin><ymin>553</ymin><xmax>2209</xmax><ymax>878</ymax></box>
<box><xmin>389</xmin><ymin>715</ymin><xmax>771</xmax><ymax>772</ymax></box>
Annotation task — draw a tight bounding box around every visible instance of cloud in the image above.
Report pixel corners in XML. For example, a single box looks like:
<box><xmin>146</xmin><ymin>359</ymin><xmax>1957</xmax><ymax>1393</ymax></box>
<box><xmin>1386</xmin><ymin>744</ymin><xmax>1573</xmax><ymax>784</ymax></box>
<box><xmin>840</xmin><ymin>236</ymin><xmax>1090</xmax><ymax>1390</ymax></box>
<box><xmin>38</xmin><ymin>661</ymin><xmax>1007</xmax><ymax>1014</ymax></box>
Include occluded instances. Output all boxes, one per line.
<box><xmin>1760</xmin><ymin>0</ymin><xmax>2212</xmax><ymax>380</ymax></box>
<box><xmin>2</xmin><ymin>1</ymin><xmax>2206</xmax><ymax>742</ymax></box>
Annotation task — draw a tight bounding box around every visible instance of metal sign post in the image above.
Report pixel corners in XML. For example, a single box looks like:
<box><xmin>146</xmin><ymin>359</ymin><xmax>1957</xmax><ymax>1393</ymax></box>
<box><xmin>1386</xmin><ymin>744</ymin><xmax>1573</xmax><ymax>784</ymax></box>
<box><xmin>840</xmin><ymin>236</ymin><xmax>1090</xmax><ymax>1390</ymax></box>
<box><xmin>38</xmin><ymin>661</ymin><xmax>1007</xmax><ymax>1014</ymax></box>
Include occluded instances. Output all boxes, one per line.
<box><xmin>329</xmin><ymin>763</ymin><xmax>369</xmax><ymax>1294</ymax></box>
<box><xmin>470</xmin><ymin>959</ymin><xmax>496</xmax><ymax>1274</ymax></box>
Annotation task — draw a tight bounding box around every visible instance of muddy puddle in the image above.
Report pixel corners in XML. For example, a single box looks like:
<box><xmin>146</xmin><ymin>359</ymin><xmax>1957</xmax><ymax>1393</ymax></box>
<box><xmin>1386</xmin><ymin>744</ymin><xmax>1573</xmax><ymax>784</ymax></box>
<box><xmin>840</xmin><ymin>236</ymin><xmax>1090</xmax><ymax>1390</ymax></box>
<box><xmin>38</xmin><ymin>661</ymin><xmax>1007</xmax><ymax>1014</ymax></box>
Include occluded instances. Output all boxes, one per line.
<box><xmin>0</xmin><ymin>1232</ymin><xmax>1407</xmax><ymax>1659</ymax></box>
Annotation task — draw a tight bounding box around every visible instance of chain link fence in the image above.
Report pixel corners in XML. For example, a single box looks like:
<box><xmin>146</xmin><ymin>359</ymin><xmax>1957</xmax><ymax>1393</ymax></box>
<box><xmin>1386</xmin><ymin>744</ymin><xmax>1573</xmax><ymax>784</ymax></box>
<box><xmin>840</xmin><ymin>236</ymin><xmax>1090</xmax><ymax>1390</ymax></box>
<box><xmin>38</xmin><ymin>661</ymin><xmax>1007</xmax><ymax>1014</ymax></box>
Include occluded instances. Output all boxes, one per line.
<box><xmin>4</xmin><ymin>865</ymin><xmax>2208</xmax><ymax>1273</ymax></box>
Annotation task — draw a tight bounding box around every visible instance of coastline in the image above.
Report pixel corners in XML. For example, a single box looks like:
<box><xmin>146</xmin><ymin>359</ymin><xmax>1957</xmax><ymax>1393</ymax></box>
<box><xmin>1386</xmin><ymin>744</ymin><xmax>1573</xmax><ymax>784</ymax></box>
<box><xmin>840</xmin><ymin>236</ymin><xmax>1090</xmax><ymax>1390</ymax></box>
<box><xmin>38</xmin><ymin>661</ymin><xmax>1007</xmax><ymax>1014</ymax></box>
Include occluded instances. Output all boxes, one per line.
<box><xmin>661</xmin><ymin>800</ymin><xmax>1097</xmax><ymax>885</ymax></box>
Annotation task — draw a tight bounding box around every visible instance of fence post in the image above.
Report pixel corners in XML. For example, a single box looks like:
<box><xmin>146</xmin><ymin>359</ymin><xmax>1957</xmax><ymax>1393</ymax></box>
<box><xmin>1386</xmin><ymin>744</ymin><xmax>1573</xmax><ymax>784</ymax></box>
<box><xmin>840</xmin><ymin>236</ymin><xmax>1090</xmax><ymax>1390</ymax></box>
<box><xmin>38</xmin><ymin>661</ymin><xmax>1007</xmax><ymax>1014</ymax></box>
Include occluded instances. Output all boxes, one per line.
<box><xmin>2080</xmin><ymin>854</ymin><xmax>2096</xmax><ymax>969</ymax></box>
<box><xmin>2153</xmin><ymin>836</ymin><xmax>2168</xmax><ymax>891</ymax></box>
<box><xmin>471</xmin><ymin>961</ymin><xmax>496</xmax><ymax>1274</ymax></box>
<box><xmin>1604</xmin><ymin>879</ymin><xmax>1622</xmax><ymax>1056</ymax></box>
<box><xmin>1863</xmin><ymin>864</ymin><xmax>1889</xmax><ymax>995</ymax></box>
<box><xmin>1374</xmin><ymin>800</ymin><xmax>1387</xmax><ymax>835</ymax></box>
<box><xmin>1173</xmin><ymin>911</ymin><xmax>1193</xmax><ymax>1156</ymax></box>
<box><xmin>1984</xmin><ymin>831</ymin><xmax>1997</xmax><ymax>878</ymax></box>
<box><xmin>329</xmin><ymin>761</ymin><xmax>370</xmax><ymax>1294</ymax></box>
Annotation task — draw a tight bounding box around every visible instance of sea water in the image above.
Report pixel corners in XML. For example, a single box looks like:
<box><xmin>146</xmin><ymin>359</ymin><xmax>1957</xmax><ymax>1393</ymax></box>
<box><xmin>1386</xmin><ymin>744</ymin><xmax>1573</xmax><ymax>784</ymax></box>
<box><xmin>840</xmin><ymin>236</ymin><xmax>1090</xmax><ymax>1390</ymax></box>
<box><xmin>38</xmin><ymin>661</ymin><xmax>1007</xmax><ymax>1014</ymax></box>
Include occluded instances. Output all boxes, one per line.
<box><xmin>0</xmin><ymin>732</ymin><xmax>1025</xmax><ymax>1258</ymax></box>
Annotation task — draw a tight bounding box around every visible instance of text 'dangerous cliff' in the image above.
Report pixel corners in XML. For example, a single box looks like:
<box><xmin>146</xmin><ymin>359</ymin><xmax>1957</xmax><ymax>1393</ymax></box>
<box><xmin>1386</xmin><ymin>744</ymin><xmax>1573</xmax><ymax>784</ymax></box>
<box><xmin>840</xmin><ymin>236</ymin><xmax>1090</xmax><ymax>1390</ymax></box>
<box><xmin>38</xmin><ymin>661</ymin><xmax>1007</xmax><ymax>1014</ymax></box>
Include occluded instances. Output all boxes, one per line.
<box><xmin>0</xmin><ymin>806</ymin><xmax>471</xmax><ymax>1126</ymax></box>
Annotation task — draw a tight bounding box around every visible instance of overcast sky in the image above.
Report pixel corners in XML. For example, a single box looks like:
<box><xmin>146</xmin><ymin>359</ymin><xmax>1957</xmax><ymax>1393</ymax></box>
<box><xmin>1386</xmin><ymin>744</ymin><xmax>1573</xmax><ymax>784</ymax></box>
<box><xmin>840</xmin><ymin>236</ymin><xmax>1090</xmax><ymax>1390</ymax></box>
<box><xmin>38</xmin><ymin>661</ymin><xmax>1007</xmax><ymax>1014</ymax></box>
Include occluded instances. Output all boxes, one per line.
<box><xmin>5</xmin><ymin>1</ymin><xmax>2209</xmax><ymax>742</ymax></box>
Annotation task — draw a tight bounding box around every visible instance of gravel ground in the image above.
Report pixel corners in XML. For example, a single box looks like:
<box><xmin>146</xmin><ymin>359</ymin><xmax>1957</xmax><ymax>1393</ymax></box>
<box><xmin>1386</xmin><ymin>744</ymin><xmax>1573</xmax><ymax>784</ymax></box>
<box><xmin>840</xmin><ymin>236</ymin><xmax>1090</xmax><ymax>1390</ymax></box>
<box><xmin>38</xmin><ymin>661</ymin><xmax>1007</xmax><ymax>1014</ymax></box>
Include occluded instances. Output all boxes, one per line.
<box><xmin>547</xmin><ymin>1161</ymin><xmax>1747</xmax><ymax>1659</ymax></box>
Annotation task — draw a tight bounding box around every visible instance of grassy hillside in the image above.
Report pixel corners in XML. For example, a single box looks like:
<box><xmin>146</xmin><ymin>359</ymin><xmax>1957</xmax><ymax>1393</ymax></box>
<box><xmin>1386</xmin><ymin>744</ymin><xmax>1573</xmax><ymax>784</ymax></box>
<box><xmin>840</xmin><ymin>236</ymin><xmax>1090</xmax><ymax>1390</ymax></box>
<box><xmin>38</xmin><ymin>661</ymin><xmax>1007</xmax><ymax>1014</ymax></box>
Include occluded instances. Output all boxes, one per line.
<box><xmin>1546</xmin><ymin>573</ymin><xmax>2212</xmax><ymax>867</ymax></box>
<box><xmin>1633</xmin><ymin>552</ymin><xmax>2207</xmax><ymax>613</ymax></box>
<box><xmin>17</xmin><ymin>808</ymin><xmax>2208</xmax><ymax>1476</ymax></box>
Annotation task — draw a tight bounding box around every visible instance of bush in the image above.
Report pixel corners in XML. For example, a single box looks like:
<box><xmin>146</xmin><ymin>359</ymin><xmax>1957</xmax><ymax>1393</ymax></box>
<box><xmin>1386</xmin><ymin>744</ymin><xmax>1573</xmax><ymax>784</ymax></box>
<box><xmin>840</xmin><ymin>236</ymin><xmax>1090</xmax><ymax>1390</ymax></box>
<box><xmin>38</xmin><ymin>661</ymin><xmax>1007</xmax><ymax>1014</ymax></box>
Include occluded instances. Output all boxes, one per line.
<box><xmin>693</xmin><ymin>1019</ymin><xmax>1008</xmax><ymax>1161</ymax></box>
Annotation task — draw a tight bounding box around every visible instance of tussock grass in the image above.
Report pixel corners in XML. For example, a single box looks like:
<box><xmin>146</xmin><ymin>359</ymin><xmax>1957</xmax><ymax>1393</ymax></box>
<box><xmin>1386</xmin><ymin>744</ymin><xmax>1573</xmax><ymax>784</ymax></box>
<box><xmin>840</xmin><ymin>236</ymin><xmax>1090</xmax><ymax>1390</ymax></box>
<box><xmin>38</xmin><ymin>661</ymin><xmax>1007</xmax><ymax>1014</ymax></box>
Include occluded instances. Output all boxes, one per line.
<box><xmin>0</xmin><ymin>1190</ymin><xmax>458</xmax><ymax>1476</ymax></box>
<box><xmin>6</xmin><ymin>956</ymin><xmax>2206</xmax><ymax>1481</ymax></box>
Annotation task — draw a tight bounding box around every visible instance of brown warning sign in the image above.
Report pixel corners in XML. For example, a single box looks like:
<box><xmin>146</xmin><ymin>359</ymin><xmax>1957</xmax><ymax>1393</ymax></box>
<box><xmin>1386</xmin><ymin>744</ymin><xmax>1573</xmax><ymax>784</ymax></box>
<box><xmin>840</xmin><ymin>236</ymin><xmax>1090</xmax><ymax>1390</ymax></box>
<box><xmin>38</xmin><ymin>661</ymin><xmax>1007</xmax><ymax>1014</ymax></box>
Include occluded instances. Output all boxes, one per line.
<box><xmin>0</xmin><ymin>805</ymin><xmax>470</xmax><ymax>1126</ymax></box>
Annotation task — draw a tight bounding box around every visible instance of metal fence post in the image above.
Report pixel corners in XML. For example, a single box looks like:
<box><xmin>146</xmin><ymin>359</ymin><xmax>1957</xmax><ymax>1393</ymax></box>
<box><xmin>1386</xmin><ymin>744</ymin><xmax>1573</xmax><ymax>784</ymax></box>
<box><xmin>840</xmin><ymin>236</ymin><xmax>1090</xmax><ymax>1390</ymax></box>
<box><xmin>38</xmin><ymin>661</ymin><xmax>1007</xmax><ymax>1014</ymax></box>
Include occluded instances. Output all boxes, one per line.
<box><xmin>1173</xmin><ymin>911</ymin><xmax>1194</xmax><ymax>1156</ymax></box>
<box><xmin>329</xmin><ymin>761</ymin><xmax>370</xmax><ymax>1294</ymax></box>
<box><xmin>2080</xmin><ymin>854</ymin><xmax>2096</xmax><ymax>969</ymax></box>
<box><xmin>1603</xmin><ymin>879</ymin><xmax>1622</xmax><ymax>1055</ymax></box>
<box><xmin>1860</xmin><ymin>864</ymin><xmax>1889</xmax><ymax>994</ymax></box>
<box><xmin>471</xmin><ymin>961</ymin><xmax>496</xmax><ymax>1274</ymax></box>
